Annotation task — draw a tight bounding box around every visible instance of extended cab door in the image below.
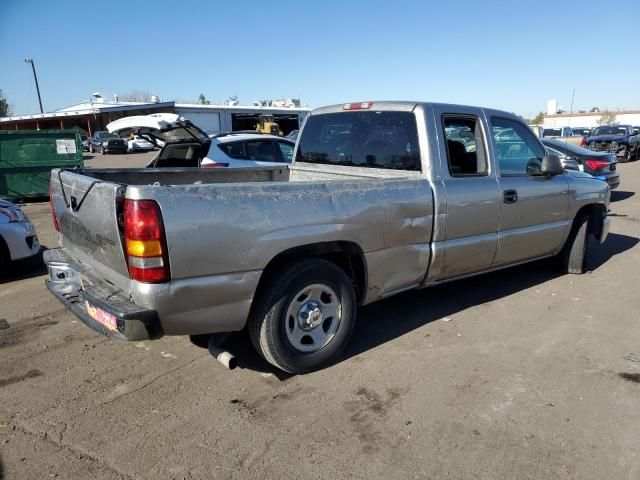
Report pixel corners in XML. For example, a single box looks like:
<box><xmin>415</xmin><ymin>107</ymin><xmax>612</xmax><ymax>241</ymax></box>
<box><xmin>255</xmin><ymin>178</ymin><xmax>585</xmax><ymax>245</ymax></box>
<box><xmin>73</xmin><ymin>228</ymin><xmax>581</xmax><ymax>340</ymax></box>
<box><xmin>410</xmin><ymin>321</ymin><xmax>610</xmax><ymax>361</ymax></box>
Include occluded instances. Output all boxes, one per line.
<box><xmin>432</xmin><ymin>106</ymin><xmax>501</xmax><ymax>278</ymax></box>
<box><xmin>489</xmin><ymin>115</ymin><xmax>570</xmax><ymax>265</ymax></box>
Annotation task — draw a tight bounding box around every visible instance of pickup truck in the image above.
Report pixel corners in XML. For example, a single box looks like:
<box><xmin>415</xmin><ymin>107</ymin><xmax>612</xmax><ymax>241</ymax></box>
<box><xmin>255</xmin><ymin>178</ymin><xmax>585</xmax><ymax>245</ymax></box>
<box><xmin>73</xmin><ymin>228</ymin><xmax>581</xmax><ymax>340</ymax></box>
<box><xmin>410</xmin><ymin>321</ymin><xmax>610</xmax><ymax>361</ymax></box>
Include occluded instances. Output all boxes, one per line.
<box><xmin>586</xmin><ymin>124</ymin><xmax>640</xmax><ymax>162</ymax></box>
<box><xmin>542</xmin><ymin>126</ymin><xmax>587</xmax><ymax>147</ymax></box>
<box><xmin>45</xmin><ymin>103</ymin><xmax>611</xmax><ymax>374</ymax></box>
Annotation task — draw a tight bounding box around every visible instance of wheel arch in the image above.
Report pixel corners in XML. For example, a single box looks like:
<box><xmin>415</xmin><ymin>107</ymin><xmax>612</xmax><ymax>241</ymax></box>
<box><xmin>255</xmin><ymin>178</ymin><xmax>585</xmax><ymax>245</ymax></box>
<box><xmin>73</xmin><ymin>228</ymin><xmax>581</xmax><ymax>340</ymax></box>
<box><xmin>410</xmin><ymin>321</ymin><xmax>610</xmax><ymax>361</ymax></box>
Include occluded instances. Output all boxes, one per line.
<box><xmin>574</xmin><ymin>203</ymin><xmax>607</xmax><ymax>236</ymax></box>
<box><xmin>254</xmin><ymin>241</ymin><xmax>368</xmax><ymax>305</ymax></box>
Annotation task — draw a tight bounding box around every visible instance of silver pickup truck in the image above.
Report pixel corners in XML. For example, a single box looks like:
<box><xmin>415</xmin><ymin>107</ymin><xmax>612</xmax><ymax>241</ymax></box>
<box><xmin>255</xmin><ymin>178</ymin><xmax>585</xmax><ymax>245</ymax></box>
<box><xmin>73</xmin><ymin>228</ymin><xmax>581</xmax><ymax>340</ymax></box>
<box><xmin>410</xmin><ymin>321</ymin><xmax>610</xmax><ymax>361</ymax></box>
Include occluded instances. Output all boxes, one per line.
<box><xmin>46</xmin><ymin>103</ymin><xmax>610</xmax><ymax>373</ymax></box>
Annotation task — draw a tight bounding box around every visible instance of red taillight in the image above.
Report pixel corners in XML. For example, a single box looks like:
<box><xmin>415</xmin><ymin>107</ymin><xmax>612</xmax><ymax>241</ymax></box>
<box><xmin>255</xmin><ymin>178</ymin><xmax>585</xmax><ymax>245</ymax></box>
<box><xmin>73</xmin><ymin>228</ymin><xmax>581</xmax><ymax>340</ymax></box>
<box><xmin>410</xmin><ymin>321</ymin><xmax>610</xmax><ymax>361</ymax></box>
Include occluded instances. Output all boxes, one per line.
<box><xmin>124</xmin><ymin>199</ymin><xmax>170</xmax><ymax>283</ymax></box>
<box><xmin>201</xmin><ymin>162</ymin><xmax>229</xmax><ymax>168</ymax></box>
<box><xmin>49</xmin><ymin>181</ymin><xmax>59</xmax><ymax>231</ymax></box>
<box><xmin>343</xmin><ymin>102</ymin><xmax>373</xmax><ymax>110</ymax></box>
<box><xmin>584</xmin><ymin>159</ymin><xmax>610</xmax><ymax>170</ymax></box>
<box><xmin>580</xmin><ymin>136</ymin><xmax>586</xmax><ymax>147</ymax></box>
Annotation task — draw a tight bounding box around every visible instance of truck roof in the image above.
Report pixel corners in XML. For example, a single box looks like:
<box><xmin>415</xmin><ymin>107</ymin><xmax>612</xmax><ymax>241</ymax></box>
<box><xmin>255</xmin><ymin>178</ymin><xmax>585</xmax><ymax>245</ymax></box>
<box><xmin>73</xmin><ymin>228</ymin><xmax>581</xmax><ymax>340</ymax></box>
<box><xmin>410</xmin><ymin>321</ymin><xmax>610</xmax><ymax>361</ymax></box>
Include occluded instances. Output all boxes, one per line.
<box><xmin>311</xmin><ymin>101</ymin><xmax>516</xmax><ymax>118</ymax></box>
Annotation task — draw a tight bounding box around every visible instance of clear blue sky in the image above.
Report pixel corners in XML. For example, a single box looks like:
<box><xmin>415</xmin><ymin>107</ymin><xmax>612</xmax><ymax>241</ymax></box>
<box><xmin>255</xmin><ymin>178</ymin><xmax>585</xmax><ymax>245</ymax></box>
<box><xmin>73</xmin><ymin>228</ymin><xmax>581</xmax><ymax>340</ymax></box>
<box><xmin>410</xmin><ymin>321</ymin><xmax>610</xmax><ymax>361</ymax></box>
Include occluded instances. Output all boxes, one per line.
<box><xmin>1</xmin><ymin>0</ymin><xmax>638</xmax><ymax>118</ymax></box>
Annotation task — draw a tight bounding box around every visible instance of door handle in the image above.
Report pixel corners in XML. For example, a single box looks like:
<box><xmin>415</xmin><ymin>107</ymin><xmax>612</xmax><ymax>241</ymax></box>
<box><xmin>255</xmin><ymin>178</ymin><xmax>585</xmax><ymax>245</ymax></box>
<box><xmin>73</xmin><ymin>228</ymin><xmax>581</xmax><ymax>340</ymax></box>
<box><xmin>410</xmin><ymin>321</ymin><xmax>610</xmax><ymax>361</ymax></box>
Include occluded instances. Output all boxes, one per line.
<box><xmin>503</xmin><ymin>189</ymin><xmax>518</xmax><ymax>204</ymax></box>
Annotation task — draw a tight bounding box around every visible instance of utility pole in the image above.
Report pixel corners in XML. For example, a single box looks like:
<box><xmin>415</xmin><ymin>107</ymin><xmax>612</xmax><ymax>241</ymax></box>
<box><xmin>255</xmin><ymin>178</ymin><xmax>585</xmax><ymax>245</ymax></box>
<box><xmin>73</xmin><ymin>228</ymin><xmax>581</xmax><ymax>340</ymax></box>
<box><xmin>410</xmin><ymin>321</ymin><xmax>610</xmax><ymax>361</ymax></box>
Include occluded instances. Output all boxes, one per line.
<box><xmin>24</xmin><ymin>57</ymin><xmax>43</xmax><ymax>113</ymax></box>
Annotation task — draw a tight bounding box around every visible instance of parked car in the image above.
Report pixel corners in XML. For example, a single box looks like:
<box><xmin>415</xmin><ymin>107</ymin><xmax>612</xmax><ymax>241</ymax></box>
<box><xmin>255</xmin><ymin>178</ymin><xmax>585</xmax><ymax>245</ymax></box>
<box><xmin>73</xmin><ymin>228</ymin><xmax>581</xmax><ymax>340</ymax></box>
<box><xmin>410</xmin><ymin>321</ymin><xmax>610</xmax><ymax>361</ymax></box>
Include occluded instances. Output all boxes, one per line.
<box><xmin>528</xmin><ymin>125</ymin><xmax>544</xmax><ymax>138</ymax></box>
<box><xmin>127</xmin><ymin>135</ymin><xmax>155</xmax><ymax>152</ymax></box>
<box><xmin>541</xmin><ymin>138</ymin><xmax>620</xmax><ymax>190</ymax></box>
<box><xmin>106</xmin><ymin>115</ymin><xmax>295</xmax><ymax>168</ymax></box>
<box><xmin>586</xmin><ymin>124</ymin><xmax>640</xmax><ymax>162</ymax></box>
<box><xmin>571</xmin><ymin>127</ymin><xmax>591</xmax><ymax>137</ymax></box>
<box><xmin>542</xmin><ymin>126</ymin><xmax>586</xmax><ymax>147</ymax></box>
<box><xmin>0</xmin><ymin>200</ymin><xmax>40</xmax><ymax>267</ymax></box>
<box><xmin>47</xmin><ymin>101</ymin><xmax>610</xmax><ymax>374</ymax></box>
<box><xmin>80</xmin><ymin>135</ymin><xmax>89</xmax><ymax>152</ymax></box>
<box><xmin>88</xmin><ymin>131</ymin><xmax>127</xmax><ymax>154</ymax></box>
<box><xmin>286</xmin><ymin>129</ymin><xmax>299</xmax><ymax>142</ymax></box>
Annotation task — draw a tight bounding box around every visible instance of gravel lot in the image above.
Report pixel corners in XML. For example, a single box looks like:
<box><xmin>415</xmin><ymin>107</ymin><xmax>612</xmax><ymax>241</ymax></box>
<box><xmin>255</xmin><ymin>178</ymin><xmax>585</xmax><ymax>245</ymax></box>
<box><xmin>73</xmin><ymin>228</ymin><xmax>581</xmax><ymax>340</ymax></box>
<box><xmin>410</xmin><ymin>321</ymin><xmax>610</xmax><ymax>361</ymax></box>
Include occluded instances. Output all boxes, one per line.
<box><xmin>1</xmin><ymin>154</ymin><xmax>639</xmax><ymax>479</ymax></box>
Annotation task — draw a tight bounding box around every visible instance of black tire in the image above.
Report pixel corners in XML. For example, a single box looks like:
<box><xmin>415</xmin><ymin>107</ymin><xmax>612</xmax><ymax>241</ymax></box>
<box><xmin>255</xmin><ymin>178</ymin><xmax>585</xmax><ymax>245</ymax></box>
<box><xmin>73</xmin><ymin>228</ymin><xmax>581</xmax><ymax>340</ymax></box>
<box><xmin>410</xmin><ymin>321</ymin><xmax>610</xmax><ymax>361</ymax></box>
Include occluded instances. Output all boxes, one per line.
<box><xmin>559</xmin><ymin>213</ymin><xmax>590</xmax><ymax>274</ymax></box>
<box><xmin>248</xmin><ymin>259</ymin><xmax>356</xmax><ymax>374</ymax></box>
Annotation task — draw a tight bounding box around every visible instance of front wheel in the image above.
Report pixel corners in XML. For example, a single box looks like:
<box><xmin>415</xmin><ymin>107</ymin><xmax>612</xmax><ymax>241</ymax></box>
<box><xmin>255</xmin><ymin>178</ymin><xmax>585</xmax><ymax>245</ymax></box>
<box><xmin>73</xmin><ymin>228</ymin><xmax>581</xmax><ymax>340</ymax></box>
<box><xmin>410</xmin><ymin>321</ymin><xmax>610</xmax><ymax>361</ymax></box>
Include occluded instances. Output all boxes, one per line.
<box><xmin>559</xmin><ymin>213</ymin><xmax>590</xmax><ymax>274</ymax></box>
<box><xmin>248</xmin><ymin>259</ymin><xmax>356</xmax><ymax>374</ymax></box>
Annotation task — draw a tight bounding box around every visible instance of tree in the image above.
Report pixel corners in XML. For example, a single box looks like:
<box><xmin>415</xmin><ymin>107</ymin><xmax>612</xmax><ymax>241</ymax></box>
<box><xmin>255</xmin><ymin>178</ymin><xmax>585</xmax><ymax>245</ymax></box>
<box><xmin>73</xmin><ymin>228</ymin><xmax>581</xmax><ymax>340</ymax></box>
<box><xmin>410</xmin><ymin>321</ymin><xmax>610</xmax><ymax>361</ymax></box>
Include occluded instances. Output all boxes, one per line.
<box><xmin>119</xmin><ymin>90</ymin><xmax>152</xmax><ymax>102</ymax></box>
<box><xmin>259</xmin><ymin>99</ymin><xmax>272</xmax><ymax>107</ymax></box>
<box><xmin>0</xmin><ymin>90</ymin><xmax>11</xmax><ymax>117</ymax></box>
<box><xmin>197</xmin><ymin>93</ymin><xmax>210</xmax><ymax>105</ymax></box>
<box><xmin>589</xmin><ymin>107</ymin><xmax>600</xmax><ymax>113</ymax></box>
<box><xmin>531</xmin><ymin>111</ymin><xmax>544</xmax><ymax>124</ymax></box>
<box><xmin>597</xmin><ymin>110</ymin><xmax>618</xmax><ymax>125</ymax></box>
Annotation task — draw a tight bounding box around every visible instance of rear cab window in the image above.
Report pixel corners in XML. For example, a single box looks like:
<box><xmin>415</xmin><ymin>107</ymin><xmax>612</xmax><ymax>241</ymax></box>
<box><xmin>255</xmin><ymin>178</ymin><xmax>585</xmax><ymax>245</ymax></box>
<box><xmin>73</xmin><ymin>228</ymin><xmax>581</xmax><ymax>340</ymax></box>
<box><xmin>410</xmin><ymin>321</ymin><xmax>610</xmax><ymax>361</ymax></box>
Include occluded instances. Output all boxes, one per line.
<box><xmin>296</xmin><ymin>111</ymin><xmax>421</xmax><ymax>171</ymax></box>
<box><xmin>442</xmin><ymin>116</ymin><xmax>487</xmax><ymax>176</ymax></box>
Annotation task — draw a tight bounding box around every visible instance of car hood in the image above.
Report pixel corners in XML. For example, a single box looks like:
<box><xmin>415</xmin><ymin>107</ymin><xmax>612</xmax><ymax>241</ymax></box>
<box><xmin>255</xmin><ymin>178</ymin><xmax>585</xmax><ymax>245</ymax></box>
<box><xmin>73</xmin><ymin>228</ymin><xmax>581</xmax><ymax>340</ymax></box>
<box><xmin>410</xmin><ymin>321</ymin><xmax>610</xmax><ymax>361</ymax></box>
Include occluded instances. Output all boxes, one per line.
<box><xmin>0</xmin><ymin>199</ymin><xmax>18</xmax><ymax>209</ymax></box>
<box><xmin>587</xmin><ymin>134</ymin><xmax>629</xmax><ymax>143</ymax></box>
<box><xmin>107</xmin><ymin>113</ymin><xmax>209</xmax><ymax>145</ymax></box>
<box><xmin>565</xmin><ymin>169</ymin><xmax>596</xmax><ymax>180</ymax></box>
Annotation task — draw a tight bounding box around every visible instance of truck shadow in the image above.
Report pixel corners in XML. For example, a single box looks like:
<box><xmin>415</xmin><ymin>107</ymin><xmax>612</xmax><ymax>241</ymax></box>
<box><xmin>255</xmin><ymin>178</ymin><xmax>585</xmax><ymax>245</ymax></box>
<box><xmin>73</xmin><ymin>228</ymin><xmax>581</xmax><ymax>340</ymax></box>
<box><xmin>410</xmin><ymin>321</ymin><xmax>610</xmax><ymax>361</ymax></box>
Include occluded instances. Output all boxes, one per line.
<box><xmin>0</xmin><ymin>247</ymin><xmax>48</xmax><ymax>284</ymax></box>
<box><xmin>199</xmin><ymin>233</ymin><xmax>637</xmax><ymax>379</ymax></box>
<box><xmin>344</xmin><ymin>232</ymin><xmax>637</xmax><ymax>363</ymax></box>
<box><xmin>610</xmin><ymin>191</ymin><xmax>634</xmax><ymax>202</ymax></box>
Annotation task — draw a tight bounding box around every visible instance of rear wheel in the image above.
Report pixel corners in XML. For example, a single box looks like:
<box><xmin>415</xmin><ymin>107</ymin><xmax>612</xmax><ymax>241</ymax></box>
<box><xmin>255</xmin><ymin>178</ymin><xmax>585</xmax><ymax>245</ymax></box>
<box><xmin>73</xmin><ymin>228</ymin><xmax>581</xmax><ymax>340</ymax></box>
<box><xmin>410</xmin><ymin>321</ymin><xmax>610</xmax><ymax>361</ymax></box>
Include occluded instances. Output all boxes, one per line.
<box><xmin>248</xmin><ymin>259</ymin><xmax>356</xmax><ymax>374</ymax></box>
<box><xmin>559</xmin><ymin>213</ymin><xmax>590</xmax><ymax>274</ymax></box>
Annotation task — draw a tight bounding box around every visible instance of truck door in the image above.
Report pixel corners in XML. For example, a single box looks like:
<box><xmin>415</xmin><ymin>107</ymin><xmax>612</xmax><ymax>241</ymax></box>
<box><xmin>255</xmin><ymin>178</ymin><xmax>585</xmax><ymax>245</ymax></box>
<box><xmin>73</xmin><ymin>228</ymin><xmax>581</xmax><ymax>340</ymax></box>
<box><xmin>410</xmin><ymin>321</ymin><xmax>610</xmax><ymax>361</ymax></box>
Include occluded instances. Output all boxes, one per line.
<box><xmin>433</xmin><ymin>108</ymin><xmax>501</xmax><ymax>278</ymax></box>
<box><xmin>489</xmin><ymin>116</ymin><xmax>570</xmax><ymax>266</ymax></box>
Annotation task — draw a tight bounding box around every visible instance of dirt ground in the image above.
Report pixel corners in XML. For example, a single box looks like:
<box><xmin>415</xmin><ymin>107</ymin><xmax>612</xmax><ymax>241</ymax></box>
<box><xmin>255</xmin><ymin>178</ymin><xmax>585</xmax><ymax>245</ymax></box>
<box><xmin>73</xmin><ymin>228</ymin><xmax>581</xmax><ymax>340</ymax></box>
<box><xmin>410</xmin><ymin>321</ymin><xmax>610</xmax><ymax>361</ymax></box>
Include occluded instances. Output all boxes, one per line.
<box><xmin>1</xmin><ymin>153</ymin><xmax>639</xmax><ymax>479</ymax></box>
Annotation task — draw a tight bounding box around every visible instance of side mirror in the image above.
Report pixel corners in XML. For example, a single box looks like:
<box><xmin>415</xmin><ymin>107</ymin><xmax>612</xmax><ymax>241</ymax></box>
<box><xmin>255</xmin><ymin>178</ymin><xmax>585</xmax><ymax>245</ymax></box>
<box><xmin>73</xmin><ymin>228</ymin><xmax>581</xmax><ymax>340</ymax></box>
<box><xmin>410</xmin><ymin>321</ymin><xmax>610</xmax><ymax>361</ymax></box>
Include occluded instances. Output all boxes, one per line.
<box><xmin>541</xmin><ymin>153</ymin><xmax>564</xmax><ymax>176</ymax></box>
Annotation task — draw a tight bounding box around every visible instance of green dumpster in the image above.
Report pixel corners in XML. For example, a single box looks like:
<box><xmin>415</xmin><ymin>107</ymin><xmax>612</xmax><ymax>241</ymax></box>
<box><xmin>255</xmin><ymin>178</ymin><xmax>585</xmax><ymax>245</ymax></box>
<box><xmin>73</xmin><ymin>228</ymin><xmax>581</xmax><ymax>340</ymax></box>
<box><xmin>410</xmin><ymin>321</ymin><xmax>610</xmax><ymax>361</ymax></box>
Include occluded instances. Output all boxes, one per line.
<box><xmin>0</xmin><ymin>130</ymin><xmax>84</xmax><ymax>200</ymax></box>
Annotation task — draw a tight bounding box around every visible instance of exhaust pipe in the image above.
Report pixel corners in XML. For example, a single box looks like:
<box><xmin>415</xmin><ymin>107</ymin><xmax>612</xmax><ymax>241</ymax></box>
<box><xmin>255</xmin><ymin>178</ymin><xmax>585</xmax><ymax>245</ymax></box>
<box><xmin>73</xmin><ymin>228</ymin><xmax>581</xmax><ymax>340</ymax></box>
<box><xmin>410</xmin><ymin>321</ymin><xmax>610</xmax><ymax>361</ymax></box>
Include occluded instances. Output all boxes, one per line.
<box><xmin>208</xmin><ymin>335</ymin><xmax>237</xmax><ymax>370</ymax></box>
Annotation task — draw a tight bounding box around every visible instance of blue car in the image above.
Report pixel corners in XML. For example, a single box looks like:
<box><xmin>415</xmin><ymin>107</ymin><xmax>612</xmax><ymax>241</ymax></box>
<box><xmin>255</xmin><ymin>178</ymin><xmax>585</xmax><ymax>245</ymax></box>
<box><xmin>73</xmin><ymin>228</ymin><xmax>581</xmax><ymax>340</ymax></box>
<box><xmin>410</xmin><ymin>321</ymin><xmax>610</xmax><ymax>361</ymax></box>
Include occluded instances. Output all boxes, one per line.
<box><xmin>586</xmin><ymin>124</ymin><xmax>640</xmax><ymax>162</ymax></box>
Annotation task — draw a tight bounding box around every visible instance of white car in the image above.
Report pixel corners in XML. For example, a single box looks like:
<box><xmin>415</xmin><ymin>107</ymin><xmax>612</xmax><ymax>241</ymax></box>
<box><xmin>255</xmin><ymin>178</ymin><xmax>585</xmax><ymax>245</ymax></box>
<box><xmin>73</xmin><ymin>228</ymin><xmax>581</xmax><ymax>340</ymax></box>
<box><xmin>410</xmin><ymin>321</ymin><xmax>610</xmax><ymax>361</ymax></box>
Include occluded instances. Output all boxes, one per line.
<box><xmin>200</xmin><ymin>132</ymin><xmax>295</xmax><ymax>168</ymax></box>
<box><xmin>127</xmin><ymin>135</ymin><xmax>155</xmax><ymax>152</ymax></box>
<box><xmin>106</xmin><ymin>114</ymin><xmax>295</xmax><ymax>168</ymax></box>
<box><xmin>0</xmin><ymin>200</ymin><xmax>40</xmax><ymax>267</ymax></box>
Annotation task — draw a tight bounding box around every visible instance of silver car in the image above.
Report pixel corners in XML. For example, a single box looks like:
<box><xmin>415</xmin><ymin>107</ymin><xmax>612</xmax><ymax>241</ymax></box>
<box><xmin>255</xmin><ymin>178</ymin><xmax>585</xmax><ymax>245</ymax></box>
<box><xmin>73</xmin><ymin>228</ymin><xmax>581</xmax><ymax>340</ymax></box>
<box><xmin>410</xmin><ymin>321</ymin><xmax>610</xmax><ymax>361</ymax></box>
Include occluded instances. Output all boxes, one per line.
<box><xmin>0</xmin><ymin>200</ymin><xmax>40</xmax><ymax>267</ymax></box>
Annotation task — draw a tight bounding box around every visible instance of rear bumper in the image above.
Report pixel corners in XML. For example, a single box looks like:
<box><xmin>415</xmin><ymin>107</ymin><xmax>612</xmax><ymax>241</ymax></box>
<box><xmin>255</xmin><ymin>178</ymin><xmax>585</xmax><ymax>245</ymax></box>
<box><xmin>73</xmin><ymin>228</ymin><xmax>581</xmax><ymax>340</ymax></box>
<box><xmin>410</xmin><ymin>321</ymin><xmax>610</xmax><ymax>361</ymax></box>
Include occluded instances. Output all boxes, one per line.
<box><xmin>2</xmin><ymin>220</ymin><xmax>40</xmax><ymax>261</ymax></box>
<box><xmin>44</xmin><ymin>249</ymin><xmax>162</xmax><ymax>341</ymax></box>
<box><xmin>105</xmin><ymin>144</ymin><xmax>128</xmax><ymax>153</ymax></box>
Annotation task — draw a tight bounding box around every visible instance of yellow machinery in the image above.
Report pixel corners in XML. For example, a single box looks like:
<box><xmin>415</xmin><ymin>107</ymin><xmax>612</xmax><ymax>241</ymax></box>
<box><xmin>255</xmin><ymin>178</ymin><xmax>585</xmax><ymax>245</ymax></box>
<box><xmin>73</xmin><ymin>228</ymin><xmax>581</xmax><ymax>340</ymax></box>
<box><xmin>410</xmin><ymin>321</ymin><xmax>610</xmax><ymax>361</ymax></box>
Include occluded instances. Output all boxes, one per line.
<box><xmin>255</xmin><ymin>115</ymin><xmax>282</xmax><ymax>136</ymax></box>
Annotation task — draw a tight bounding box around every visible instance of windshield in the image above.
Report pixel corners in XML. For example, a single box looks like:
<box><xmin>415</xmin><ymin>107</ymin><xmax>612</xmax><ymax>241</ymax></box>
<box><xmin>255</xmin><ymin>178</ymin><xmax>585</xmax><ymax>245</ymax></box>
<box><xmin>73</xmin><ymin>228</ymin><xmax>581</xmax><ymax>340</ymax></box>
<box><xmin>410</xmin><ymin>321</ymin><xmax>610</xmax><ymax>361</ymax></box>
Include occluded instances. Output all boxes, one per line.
<box><xmin>296</xmin><ymin>111</ymin><xmax>421</xmax><ymax>171</ymax></box>
<box><xmin>592</xmin><ymin>126</ymin><xmax>627</xmax><ymax>136</ymax></box>
<box><xmin>543</xmin><ymin>128</ymin><xmax>562</xmax><ymax>137</ymax></box>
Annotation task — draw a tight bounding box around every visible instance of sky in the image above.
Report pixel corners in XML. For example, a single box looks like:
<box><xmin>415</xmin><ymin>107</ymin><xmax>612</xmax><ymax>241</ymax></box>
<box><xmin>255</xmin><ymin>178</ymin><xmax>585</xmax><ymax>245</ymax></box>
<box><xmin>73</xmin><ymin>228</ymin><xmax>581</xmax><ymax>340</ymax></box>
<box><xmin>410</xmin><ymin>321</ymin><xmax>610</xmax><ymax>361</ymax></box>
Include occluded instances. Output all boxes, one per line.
<box><xmin>1</xmin><ymin>0</ymin><xmax>639</xmax><ymax>118</ymax></box>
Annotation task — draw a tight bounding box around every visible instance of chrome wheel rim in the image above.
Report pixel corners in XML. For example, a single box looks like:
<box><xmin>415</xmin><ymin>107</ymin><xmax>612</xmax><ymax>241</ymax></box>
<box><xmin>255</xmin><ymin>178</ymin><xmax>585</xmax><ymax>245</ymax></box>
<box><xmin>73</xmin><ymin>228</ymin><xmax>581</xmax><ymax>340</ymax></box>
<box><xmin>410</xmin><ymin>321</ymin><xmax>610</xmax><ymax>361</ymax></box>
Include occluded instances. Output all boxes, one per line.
<box><xmin>284</xmin><ymin>283</ymin><xmax>341</xmax><ymax>353</ymax></box>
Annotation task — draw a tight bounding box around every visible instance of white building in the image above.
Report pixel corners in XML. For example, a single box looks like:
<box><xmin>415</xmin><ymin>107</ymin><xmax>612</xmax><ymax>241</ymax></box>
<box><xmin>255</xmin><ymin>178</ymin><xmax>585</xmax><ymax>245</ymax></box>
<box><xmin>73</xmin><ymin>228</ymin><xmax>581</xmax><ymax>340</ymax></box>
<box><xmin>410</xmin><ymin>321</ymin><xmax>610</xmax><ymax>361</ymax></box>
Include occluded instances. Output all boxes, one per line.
<box><xmin>175</xmin><ymin>103</ymin><xmax>311</xmax><ymax>135</ymax></box>
<box><xmin>543</xmin><ymin>110</ymin><xmax>640</xmax><ymax>129</ymax></box>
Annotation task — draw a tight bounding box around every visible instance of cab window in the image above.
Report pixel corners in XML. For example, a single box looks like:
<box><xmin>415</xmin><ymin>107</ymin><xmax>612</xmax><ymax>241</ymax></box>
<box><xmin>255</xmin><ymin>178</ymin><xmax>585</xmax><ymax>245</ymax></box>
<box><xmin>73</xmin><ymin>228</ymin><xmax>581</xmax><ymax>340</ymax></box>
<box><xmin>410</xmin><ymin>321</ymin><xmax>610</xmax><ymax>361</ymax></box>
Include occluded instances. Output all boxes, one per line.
<box><xmin>442</xmin><ymin>116</ymin><xmax>487</xmax><ymax>176</ymax></box>
<box><xmin>491</xmin><ymin>117</ymin><xmax>546</xmax><ymax>176</ymax></box>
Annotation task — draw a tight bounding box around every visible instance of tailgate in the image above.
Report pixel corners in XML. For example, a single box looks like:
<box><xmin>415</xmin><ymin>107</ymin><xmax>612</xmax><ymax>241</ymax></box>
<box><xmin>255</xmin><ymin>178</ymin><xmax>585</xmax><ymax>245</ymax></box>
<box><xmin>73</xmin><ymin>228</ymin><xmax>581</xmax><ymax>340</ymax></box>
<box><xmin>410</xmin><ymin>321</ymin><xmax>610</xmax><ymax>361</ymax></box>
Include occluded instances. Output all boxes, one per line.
<box><xmin>50</xmin><ymin>169</ymin><xmax>129</xmax><ymax>278</ymax></box>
